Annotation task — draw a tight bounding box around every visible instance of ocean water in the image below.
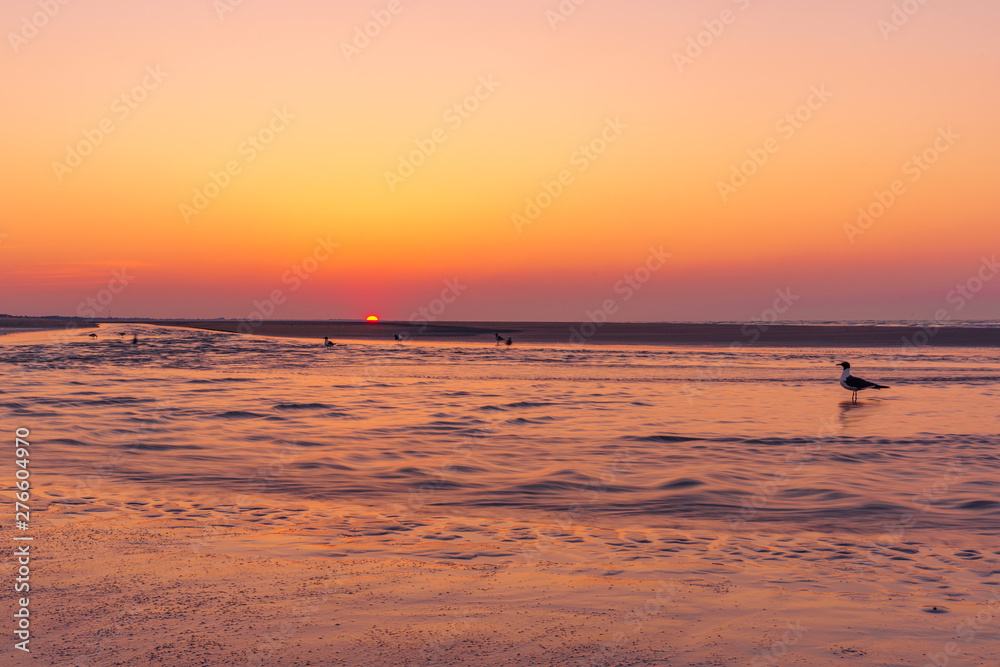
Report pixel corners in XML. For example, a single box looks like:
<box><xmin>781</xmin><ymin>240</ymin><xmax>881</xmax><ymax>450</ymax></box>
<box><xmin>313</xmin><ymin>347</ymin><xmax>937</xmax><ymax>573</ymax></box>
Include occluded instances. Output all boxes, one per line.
<box><xmin>2</xmin><ymin>324</ymin><xmax>999</xmax><ymax>547</ymax></box>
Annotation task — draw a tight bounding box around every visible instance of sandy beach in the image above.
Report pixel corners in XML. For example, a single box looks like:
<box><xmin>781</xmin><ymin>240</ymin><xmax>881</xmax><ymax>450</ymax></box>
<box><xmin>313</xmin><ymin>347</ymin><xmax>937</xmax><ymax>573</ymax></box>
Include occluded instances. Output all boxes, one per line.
<box><xmin>4</xmin><ymin>325</ymin><xmax>1000</xmax><ymax>665</ymax></box>
<box><xmin>143</xmin><ymin>320</ymin><xmax>1000</xmax><ymax>348</ymax></box>
<box><xmin>19</xmin><ymin>497</ymin><xmax>1000</xmax><ymax>666</ymax></box>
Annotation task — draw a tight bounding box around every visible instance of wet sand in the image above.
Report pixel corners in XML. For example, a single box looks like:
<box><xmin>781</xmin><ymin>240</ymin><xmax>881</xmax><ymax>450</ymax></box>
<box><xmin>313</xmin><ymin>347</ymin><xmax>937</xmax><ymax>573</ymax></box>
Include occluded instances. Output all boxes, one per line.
<box><xmin>21</xmin><ymin>498</ymin><xmax>1000</xmax><ymax>666</ymax></box>
<box><xmin>143</xmin><ymin>319</ymin><xmax>1000</xmax><ymax>347</ymax></box>
<box><xmin>6</xmin><ymin>325</ymin><xmax>1000</xmax><ymax>665</ymax></box>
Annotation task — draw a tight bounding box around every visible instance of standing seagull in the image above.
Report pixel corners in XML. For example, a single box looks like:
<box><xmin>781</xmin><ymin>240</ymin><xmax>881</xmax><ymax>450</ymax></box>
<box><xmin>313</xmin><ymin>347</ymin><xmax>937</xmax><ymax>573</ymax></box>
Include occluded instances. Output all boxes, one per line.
<box><xmin>494</xmin><ymin>333</ymin><xmax>504</xmax><ymax>345</ymax></box>
<box><xmin>505</xmin><ymin>337</ymin><xmax>513</xmax><ymax>347</ymax></box>
<box><xmin>323</xmin><ymin>337</ymin><xmax>335</xmax><ymax>347</ymax></box>
<box><xmin>836</xmin><ymin>361</ymin><xmax>888</xmax><ymax>402</ymax></box>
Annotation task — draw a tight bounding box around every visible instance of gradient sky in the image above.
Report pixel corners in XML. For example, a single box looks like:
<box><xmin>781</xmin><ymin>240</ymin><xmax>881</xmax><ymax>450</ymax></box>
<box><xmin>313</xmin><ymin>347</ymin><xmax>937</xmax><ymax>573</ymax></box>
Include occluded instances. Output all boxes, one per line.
<box><xmin>2</xmin><ymin>0</ymin><xmax>998</xmax><ymax>321</ymax></box>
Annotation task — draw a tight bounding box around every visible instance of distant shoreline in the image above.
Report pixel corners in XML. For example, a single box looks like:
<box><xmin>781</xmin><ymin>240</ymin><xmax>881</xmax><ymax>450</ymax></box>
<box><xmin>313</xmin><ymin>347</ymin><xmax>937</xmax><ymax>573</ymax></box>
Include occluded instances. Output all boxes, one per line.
<box><xmin>139</xmin><ymin>319</ymin><xmax>1000</xmax><ymax>348</ymax></box>
<box><xmin>0</xmin><ymin>317</ymin><xmax>96</xmax><ymax>335</ymax></box>
<box><xmin>4</xmin><ymin>316</ymin><xmax>998</xmax><ymax>347</ymax></box>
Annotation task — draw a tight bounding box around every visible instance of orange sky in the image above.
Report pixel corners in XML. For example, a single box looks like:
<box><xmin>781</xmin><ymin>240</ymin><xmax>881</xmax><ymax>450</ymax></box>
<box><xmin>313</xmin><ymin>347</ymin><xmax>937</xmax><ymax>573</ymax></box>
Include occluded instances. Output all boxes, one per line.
<box><xmin>1</xmin><ymin>0</ymin><xmax>998</xmax><ymax>321</ymax></box>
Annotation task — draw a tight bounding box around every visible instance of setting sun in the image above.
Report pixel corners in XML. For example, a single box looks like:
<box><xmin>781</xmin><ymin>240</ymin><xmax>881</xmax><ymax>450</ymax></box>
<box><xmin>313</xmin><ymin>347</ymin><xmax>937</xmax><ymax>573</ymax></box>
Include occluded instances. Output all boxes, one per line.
<box><xmin>365</xmin><ymin>315</ymin><xmax>379</xmax><ymax>322</ymax></box>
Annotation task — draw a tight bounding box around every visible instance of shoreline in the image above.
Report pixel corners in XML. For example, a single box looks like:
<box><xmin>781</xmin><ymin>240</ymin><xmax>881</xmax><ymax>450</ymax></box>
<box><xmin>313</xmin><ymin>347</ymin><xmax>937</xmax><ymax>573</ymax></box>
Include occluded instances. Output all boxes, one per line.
<box><xmin>0</xmin><ymin>317</ymin><xmax>96</xmax><ymax>336</ymax></box>
<box><xmin>138</xmin><ymin>319</ymin><xmax>1000</xmax><ymax>348</ymax></box>
<box><xmin>3</xmin><ymin>316</ymin><xmax>997</xmax><ymax>347</ymax></box>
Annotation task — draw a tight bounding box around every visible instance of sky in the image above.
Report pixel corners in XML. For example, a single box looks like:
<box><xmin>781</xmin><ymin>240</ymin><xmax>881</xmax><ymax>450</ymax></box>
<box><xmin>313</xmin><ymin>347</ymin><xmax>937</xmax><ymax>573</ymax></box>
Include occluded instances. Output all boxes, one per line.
<box><xmin>1</xmin><ymin>0</ymin><xmax>998</xmax><ymax>322</ymax></box>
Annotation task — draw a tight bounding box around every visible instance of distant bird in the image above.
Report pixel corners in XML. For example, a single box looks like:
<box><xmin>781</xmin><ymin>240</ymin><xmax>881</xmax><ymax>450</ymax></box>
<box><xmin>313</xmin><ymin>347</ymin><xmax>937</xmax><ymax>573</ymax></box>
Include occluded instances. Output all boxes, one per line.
<box><xmin>394</xmin><ymin>333</ymin><xmax>403</xmax><ymax>342</ymax></box>
<box><xmin>88</xmin><ymin>333</ymin><xmax>97</xmax><ymax>338</ymax></box>
<box><xmin>118</xmin><ymin>332</ymin><xmax>127</xmax><ymax>337</ymax></box>
<box><xmin>505</xmin><ymin>337</ymin><xmax>513</xmax><ymax>347</ymax></box>
<box><xmin>495</xmin><ymin>333</ymin><xmax>504</xmax><ymax>345</ymax></box>
<box><xmin>323</xmin><ymin>337</ymin><xmax>335</xmax><ymax>347</ymax></box>
<box><xmin>836</xmin><ymin>361</ymin><xmax>888</xmax><ymax>402</ymax></box>
<box><xmin>131</xmin><ymin>335</ymin><xmax>138</xmax><ymax>345</ymax></box>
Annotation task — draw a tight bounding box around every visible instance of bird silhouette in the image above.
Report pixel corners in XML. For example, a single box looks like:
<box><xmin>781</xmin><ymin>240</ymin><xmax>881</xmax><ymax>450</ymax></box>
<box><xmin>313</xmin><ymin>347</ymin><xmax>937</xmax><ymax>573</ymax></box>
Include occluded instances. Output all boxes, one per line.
<box><xmin>836</xmin><ymin>361</ymin><xmax>888</xmax><ymax>402</ymax></box>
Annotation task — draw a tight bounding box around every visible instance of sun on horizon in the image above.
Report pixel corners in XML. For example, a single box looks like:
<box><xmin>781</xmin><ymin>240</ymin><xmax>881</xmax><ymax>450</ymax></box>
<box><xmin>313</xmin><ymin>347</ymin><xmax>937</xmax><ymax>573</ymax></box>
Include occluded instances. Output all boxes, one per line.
<box><xmin>0</xmin><ymin>1</ymin><xmax>996</xmax><ymax>322</ymax></box>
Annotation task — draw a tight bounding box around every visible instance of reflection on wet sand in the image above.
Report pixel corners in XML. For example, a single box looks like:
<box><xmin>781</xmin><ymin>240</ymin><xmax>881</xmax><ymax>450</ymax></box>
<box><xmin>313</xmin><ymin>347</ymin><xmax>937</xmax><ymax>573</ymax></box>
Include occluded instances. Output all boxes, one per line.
<box><xmin>3</xmin><ymin>325</ymin><xmax>1000</xmax><ymax>664</ymax></box>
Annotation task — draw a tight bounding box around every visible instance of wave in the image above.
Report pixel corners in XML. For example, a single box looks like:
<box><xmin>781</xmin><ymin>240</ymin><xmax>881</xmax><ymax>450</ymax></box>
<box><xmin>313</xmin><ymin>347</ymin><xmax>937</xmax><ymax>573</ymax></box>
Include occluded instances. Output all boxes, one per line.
<box><xmin>273</xmin><ymin>402</ymin><xmax>334</xmax><ymax>411</ymax></box>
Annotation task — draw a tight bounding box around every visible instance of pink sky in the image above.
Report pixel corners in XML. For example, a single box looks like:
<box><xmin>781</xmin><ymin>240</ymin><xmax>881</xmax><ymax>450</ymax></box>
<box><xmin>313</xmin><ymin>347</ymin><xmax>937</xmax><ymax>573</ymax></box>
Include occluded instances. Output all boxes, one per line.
<box><xmin>1</xmin><ymin>0</ymin><xmax>998</xmax><ymax>321</ymax></box>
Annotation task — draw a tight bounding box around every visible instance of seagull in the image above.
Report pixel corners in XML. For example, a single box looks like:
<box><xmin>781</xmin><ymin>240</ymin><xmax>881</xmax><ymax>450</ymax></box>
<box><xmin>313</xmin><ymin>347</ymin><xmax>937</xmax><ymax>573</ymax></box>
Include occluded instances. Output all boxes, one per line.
<box><xmin>88</xmin><ymin>333</ymin><xmax>97</xmax><ymax>338</ymax></box>
<box><xmin>131</xmin><ymin>335</ymin><xmax>138</xmax><ymax>345</ymax></box>
<box><xmin>505</xmin><ymin>337</ymin><xmax>513</xmax><ymax>347</ymax></box>
<box><xmin>323</xmin><ymin>337</ymin><xmax>335</xmax><ymax>347</ymax></box>
<box><xmin>494</xmin><ymin>333</ymin><xmax>504</xmax><ymax>345</ymax></box>
<box><xmin>394</xmin><ymin>333</ymin><xmax>403</xmax><ymax>342</ymax></box>
<box><xmin>836</xmin><ymin>361</ymin><xmax>888</xmax><ymax>402</ymax></box>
